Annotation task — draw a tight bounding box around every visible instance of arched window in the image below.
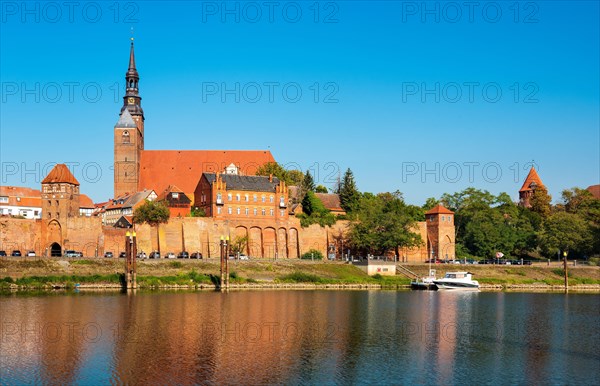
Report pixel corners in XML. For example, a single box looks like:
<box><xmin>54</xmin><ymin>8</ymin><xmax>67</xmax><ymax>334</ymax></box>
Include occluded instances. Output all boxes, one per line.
<box><xmin>122</xmin><ymin>131</ymin><xmax>130</xmax><ymax>144</ymax></box>
<box><xmin>269</xmin><ymin>195</ymin><xmax>274</xmax><ymax>203</ymax></box>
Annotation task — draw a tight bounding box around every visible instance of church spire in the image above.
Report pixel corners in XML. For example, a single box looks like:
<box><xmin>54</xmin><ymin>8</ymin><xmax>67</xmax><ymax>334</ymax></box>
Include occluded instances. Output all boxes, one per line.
<box><xmin>121</xmin><ymin>37</ymin><xmax>144</xmax><ymax>119</ymax></box>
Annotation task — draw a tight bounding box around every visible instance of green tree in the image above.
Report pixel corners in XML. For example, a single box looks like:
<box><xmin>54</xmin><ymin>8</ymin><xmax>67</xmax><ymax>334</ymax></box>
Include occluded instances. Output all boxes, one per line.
<box><xmin>298</xmin><ymin>191</ymin><xmax>336</xmax><ymax>227</ymax></box>
<box><xmin>256</xmin><ymin>162</ymin><xmax>289</xmax><ymax>184</ymax></box>
<box><xmin>190</xmin><ymin>206</ymin><xmax>206</xmax><ymax>217</ymax></box>
<box><xmin>538</xmin><ymin>211</ymin><xmax>593</xmax><ymax>257</ymax></box>
<box><xmin>287</xmin><ymin>169</ymin><xmax>305</xmax><ymax>186</ymax></box>
<box><xmin>347</xmin><ymin>191</ymin><xmax>422</xmax><ymax>256</ymax></box>
<box><xmin>230</xmin><ymin>235</ymin><xmax>249</xmax><ymax>255</ymax></box>
<box><xmin>530</xmin><ymin>187</ymin><xmax>552</xmax><ymax>218</ymax></box>
<box><xmin>303</xmin><ymin>171</ymin><xmax>316</xmax><ymax>193</ymax></box>
<box><xmin>133</xmin><ymin>200</ymin><xmax>170</xmax><ymax>226</ymax></box>
<box><xmin>339</xmin><ymin>168</ymin><xmax>361</xmax><ymax>214</ymax></box>
<box><xmin>315</xmin><ymin>185</ymin><xmax>328</xmax><ymax>193</ymax></box>
<box><xmin>422</xmin><ymin>197</ymin><xmax>438</xmax><ymax>212</ymax></box>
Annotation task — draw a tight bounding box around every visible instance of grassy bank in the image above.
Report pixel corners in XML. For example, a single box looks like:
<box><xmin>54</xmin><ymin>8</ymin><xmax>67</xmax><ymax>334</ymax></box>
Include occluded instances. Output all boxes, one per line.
<box><xmin>1</xmin><ymin>258</ymin><xmax>599</xmax><ymax>290</ymax></box>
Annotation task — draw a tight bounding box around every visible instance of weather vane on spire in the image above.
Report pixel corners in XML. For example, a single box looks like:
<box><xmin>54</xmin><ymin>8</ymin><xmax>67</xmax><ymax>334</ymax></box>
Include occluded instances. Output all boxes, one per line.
<box><xmin>130</xmin><ymin>26</ymin><xmax>134</xmax><ymax>42</ymax></box>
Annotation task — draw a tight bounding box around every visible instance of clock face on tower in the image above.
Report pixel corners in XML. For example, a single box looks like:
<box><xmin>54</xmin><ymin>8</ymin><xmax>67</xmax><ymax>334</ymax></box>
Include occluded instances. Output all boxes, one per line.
<box><xmin>128</xmin><ymin>97</ymin><xmax>135</xmax><ymax>104</ymax></box>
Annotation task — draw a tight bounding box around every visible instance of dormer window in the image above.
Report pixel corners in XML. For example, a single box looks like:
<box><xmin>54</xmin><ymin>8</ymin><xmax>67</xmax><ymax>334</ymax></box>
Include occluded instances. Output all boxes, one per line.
<box><xmin>122</xmin><ymin>131</ymin><xmax>130</xmax><ymax>143</ymax></box>
<box><xmin>172</xmin><ymin>192</ymin><xmax>179</xmax><ymax>199</ymax></box>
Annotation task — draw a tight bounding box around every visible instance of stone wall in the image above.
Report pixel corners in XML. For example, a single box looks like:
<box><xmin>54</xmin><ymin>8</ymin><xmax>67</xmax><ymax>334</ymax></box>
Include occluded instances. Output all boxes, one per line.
<box><xmin>0</xmin><ymin>216</ymin><xmax>445</xmax><ymax>261</ymax></box>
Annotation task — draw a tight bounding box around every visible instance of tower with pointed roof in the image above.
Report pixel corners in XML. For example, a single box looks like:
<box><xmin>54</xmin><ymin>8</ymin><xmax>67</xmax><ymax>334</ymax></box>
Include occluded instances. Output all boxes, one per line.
<box><xmin>114</xmin><ymin>38</ymin><xmax>145</xmax><ymax>198</ymax></box>
<box><xmin>519</xmin><ymin>166</ymin><xmax>545</xmax><ymax>207</ymax></box>
<box><xmin>41</xmin><ymin>164</ymin><xmax>81</xmax><ymax>222</ymax></box>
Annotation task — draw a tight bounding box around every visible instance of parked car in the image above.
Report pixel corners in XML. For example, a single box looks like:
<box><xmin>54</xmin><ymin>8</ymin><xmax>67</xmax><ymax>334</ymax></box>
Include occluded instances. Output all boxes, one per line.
<box><xmin>191</xmin><ymin>252</ymin><xmax>203</xmax><ymax>259</ymax></box>
<box><xmin>178</xmin><ymin>251</ymin><xmax>189</xmax><ymax>259</ymax></box>
<box><xmin>238</xmin><ymin>254</ymin><xmax>249</xmax><ymax>260</ymax></box>
<box><xmin>149</xmin><ymin>251</ymin><xmax>161</xmax><ymax>259</ymax></box>
<box><xmin>104</xmin><ymin>251</ymin><xmax>114</xmax><ymax>258</ymax></box>
<box><xmin>165</xmin><ymin>252</ymin><xmax>176</xmax><ymax>259</ymax></box>
<box><xmin>137</xmin><ymin>252</ymin><xmax>147</xmax><ymax>259</ymax></box>
<box><xmin>0</xmin><ymin>250</ymin><xmax>6</xmax><ymax>257</ymax></box>
<box><xmin>27</xmin><ymin>251</ymin><xmax>36</xmax><ymax>257</ymax></box>
<box><xmin>11</xmin><ymin>250</ymin><xmax>21</xmax><ymax>257</ymax></box>
<box><xmin>119</xmin><ymin>252</ymin><xmax>126</xmax><ymax>258</ymax></box>
<box><xmin>76</xmin><ymin>251</ymin><xmax>83</xmax><ymax>257</ymax></box>
<box><xmin>64</xmin><ymin>250</ymin><xmax>78</xmax><ymax>258</ymax></box>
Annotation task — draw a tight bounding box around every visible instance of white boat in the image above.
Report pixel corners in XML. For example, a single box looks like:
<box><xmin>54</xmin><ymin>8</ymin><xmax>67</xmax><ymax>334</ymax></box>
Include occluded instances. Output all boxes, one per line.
<box><xmin>433</xmin><ymin>272</ymin><xmax>480</xmax><ymax>290</ymax></box>
<box><xmin>411</xmin><ymin>269</ymin><xmax>437</xmax><ymax>290</ymax></box>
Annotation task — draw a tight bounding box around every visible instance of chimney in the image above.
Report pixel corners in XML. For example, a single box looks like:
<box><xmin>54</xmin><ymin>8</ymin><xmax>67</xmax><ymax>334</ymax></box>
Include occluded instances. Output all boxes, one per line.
<box><xmin>269</xmin><ymin>174</ymin><xmax>273</xmax><ymax>182</ymax></box>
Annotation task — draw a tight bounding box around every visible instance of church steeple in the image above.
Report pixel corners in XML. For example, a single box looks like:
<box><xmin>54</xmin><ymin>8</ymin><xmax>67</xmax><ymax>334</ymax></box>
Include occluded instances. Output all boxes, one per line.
<box><xmin>121</xmin><ymin>38</ymin><xmax>144</xmax><ymax>119</ymax></box>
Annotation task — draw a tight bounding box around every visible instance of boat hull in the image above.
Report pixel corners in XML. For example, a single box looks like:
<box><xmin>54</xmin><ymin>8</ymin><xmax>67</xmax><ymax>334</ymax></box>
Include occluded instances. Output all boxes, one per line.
<box><xmin>410</xmin><ymin>282</ymin><xmax>437</xmax><ymax>291</ymax></box>
<box><xmin>433</xmin><ymin>281</ymin><xmax>480</xmax><ymax>291</ymax></box>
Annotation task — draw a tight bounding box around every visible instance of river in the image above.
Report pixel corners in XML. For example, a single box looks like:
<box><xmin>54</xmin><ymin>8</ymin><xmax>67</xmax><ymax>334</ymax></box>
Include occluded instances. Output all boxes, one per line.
<box><xmin>1</xmin><ymin>290</ymin><xmax>599</xmax><ymax>385</ymax></box>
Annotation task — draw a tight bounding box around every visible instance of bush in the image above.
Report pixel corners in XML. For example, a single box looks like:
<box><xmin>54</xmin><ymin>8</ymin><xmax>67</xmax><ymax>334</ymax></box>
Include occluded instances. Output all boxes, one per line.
<box><xmin>170</xmin><ymin>261</ymin><xmax>183</xmax><ymax>269</ymax></box>
<box><xmin>372</xmin><ymin>274</ymin><xmax>383</xmax><ymax>280</ymax></box>
<box><xmin>280</xmin><ymin>271</ymin><xmax>322</xmax><ymax>283</ymax></box>
<box><xmin>301</xmin><ymin>249</ymin><xmax>324</xmax><ymax>260</ymax></box>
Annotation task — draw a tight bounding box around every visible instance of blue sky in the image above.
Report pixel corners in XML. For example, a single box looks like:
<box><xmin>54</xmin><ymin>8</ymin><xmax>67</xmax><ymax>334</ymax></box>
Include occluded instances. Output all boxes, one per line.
<box><xmin>1</xmin><ymin>1</ymin><xmax>598</xmax><ymax>205</ymax></box>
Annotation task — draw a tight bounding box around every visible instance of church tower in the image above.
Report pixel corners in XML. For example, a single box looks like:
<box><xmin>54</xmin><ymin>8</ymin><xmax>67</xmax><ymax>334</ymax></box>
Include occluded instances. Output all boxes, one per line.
<box><xmin>114</xmin><ymin>38</ymin><xmax>145</xmax><ymax>198</ymax></box>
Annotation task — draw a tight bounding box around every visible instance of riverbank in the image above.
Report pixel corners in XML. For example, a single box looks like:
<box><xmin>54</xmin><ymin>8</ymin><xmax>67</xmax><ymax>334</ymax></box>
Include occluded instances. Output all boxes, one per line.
<box><xmin>1</xmin><ymin>258</ymin><xmax>599</xmax><ymax>292</ymax></box>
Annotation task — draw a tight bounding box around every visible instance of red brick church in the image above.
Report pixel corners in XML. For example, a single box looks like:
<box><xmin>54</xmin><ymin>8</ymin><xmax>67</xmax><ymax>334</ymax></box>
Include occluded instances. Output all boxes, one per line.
<box><xmin>113</xmin><ymin>39</ymin><xmax>275</xmax><ymax>203</ymax></box>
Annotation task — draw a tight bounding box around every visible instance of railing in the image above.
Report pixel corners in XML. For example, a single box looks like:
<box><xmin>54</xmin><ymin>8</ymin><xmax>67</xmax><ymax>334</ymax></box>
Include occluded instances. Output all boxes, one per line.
<box><xmin>396</xmin><ymin>264</ymin><xmax>419</xmax><ymax>279</ymax></box>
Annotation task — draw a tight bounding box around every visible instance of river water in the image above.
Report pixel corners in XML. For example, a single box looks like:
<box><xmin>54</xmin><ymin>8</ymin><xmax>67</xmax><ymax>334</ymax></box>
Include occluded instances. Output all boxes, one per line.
<box><xmin>1</xmin><ymin>290</ymin><xmax>599</xmax><ymax>385</ymax></box>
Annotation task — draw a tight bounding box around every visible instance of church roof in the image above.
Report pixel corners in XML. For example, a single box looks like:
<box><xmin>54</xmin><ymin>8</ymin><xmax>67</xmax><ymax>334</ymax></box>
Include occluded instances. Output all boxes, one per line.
<box><xmin>138</xmin><ymin>150</ymin><xmax>276</xmax><ymax>195</ymax></box>
<box><xmin>42</xmin><ymin>164</ymin><xmax>80</xmax><ymax>185</ymax></box>
<box><xmin>425</xmin><ymin>204</ymin><xmax>454</xmax><ymax>215</ymax></box>
<box><xmin>114</xmin><ymin>108</ymin><xmax>137</xmax><ymax>128</ymax></box>
<box><xmin>519</xmin><ymin>167</ymin><xmax>545</xmax><ymax>192</ymax></box>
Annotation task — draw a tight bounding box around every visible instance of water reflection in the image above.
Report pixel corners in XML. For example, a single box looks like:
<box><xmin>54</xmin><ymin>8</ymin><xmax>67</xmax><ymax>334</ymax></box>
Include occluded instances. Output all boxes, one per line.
<box><xmin>0</xmin><ymin>291</ymin><xmax>598</xmax><ymax>385</ymax></box>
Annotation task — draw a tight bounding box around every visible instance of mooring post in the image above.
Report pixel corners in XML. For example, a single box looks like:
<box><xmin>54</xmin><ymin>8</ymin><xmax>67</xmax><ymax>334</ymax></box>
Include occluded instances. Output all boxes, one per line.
<box><xmin>225</xmin><ymin>236</ymin><xmax>230</xmax><ymax>290</ymax></box>
<box><xmin>219</xmin><ymin>236</ymin><xmax>224</xmax><ymax>290</ymax></box>
<box><xmin>132</xmin><ymin>232</ymin><xmax>137</xmax><ymax>289</ymax></box>
<box><xmin>563</xmin><ymin>250</ymin><xmax>568</xmax><ymax>293</ymax></box>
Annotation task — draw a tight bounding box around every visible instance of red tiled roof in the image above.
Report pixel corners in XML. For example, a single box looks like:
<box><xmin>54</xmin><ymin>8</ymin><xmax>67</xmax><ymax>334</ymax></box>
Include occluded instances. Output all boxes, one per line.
<box><xmin>138</xmin><ymin>150</ymin><xmax>275</xmax><ymax>195</ymax></box>
<box><xmin>315</xmin><ymin>193</ymin><xmax>344</xmax><ymax>212</ymax></box>
<box><xmin>0</xmin><ymin>186</ymin><xmax>42</xmax><ymax>207</ymax></box>
<box><xmin>587</xmin><ymin>184</ymin><xmax>600</xmax><ymax>199</ymax></box>
<box><xmin>42</xmin><ymin>164</ymin><xmax>80</xmax><ymax>185</ymax></box>
<box><xmin>519</xmin><ymin>167</ymin><xmax>545</xmax><ymax>192</ymax></box>
<box><xmin>79</xmin><ymin>194</ymin><xmax>94</xmax><ymax>208</ymax></box>
<box><xmin>0</xmin><ymin>186</ymin><xmax>41</xmax><ymax>198</ymax></box>
<box><xmin>425</xmin><ymin>204</ymin><xmax>454</xmax><ymax>215</ymax></box>
<box><xmin>156</xmin><ymin>185</ymin><xmax>185</xmax><ymax>201</ymax></box>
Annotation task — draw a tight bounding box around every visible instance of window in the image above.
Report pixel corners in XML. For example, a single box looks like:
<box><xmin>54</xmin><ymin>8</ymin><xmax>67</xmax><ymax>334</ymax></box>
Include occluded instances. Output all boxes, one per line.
<box><xmin>245</xmin><ymin>194</ymin><xmax>249</xmax><ymax>202</ymax></box>
<box><xmin>262</xmin><ymin>209</ymin><xmax>266</xmax><ymax>216</ymax></box>
<box><xmin>227</xmin><ymin>193</ymin><xmax>232</xmax><ymax>201</ymax></box>
<box><xmin>0</xmin><ymin>196</ymin><xmax>8</xmax><ymax>203</ymax></box>
<box><xmin>172</xmin><ymin>192</ymin><xmax>179</xmax><ymax>199</ymax></box>
<box><xmin>228</xmin><ymin>207</ymin><xmax>232</xmax><ymax>214</ymax></box>
<box><xmin>56</xmin><ymin>200</ymin><xmax>59</xmax><ymax>206</ymax></box>
<box><xmin>245</xmin><ymin>208</ymin><xmax>249</xmax><ymax>215</ymax></box>
<box><xmin>270</xmin><ymin>209</ymin><xmax>274</xmax><ymax>216</ymax></box>
<box><xmin>217</xmin><ymin>207</ymin><xmax>222</xmax><ymax>214</ymax></box>
<box><xmin>48</xmin><ymin>213</ymin><xmax>52</xmax><ymax>219</ymax></box>
<box><xmin>269</xmin><ymin>195</ymin><xmax>274</xmax><ymax>203</ymax></box>
<box><xmin>122</xmin><ymin>131</ymin><xmax>130</xmax><ymax>143</ymax></box>
<box><xmin>236</xmin><ymin>207</ymin><xmax>241</xmax><ymax>215</ymax></box>
<box><xmin>280</xmin><ymin>210</ymin><xmax>285</xmax><ymax>217</ymax></box>
<box><xmin>280</xmin><ymin>196</ymin><xmax>285</xmax><ymax>206</ymax></box>
<box><xmin>261</xmin><ymin>195</ymin><xmax>266</xmax><ymax>203</ymax></box>
<box><xmin>48</xmin><ymin>200</ymin><xmax>51</xmax><ymax>206</ymax></box>
<box><xmin>429</xmin><ymin>216</ymin><xmax>433</xmax><ymax>222</ymax></box>
<box><xmin>236</xmin><ymin>194</ymin><xmax>240</xmax><ymax>201</ymax></box>
<box><xmin>217</xmin><ymin>193</ymin><xmax>222</xmax><ymax>202</ymax></box>
<box><xmin>441</xmin><ymin>215</ymin><xmax>445</xmax><ymax>222</ymax></box>
<box><xmin>253</xmin><ymin>208</ymin><xmax>257</xmax><ymax>215</ymax></box>
<box><xmin>253</xmin><ymin>194</ymin><xmax>257</xmax><ymax>202</ymax></box>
